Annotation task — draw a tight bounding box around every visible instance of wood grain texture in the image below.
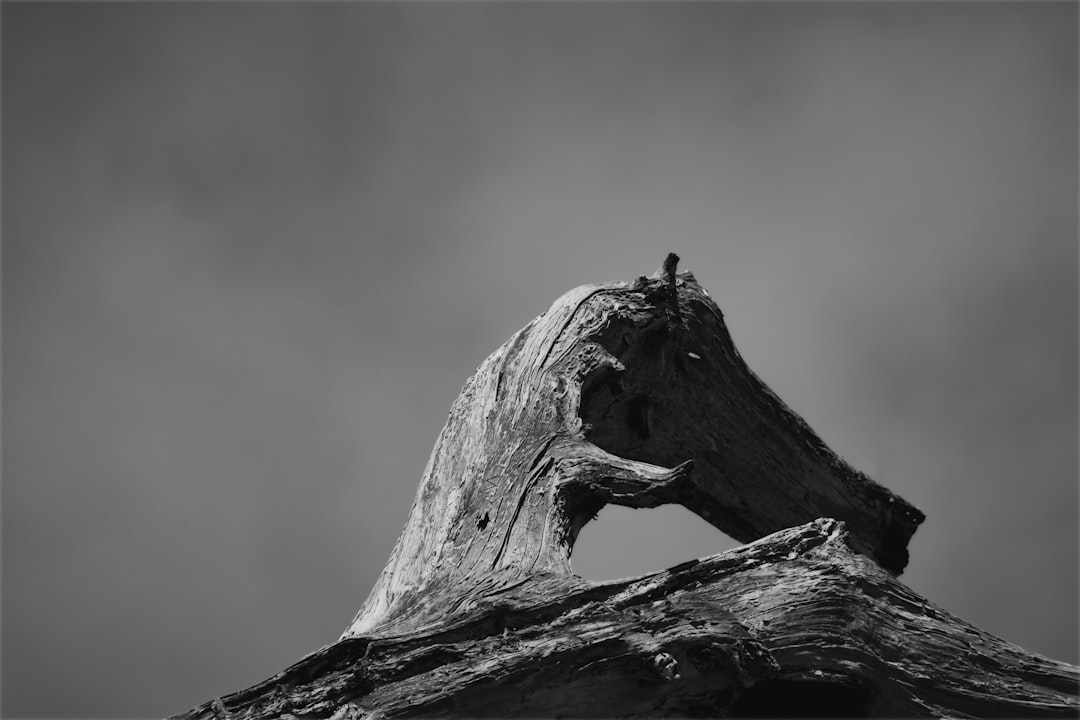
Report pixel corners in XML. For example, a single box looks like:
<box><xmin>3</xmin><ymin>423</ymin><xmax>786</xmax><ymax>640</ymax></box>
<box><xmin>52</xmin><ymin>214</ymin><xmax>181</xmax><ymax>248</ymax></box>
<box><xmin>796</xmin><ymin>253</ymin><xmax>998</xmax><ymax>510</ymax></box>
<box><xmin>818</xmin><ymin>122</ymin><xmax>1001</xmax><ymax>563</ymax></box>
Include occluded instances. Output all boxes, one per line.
<box><xmin>169</xmin><ymin>257</ymin><xmax>1078</xmax><ymax>718</ymax></box>
<box><xmin>343</xmin><ymin>255</ymin><xmax>922</xmax><ymax>639</ymax></box>
<box><xmin>174</xmin><ymin>520</ymin><xmax>1078</xmax><ymax>719</ymax></box>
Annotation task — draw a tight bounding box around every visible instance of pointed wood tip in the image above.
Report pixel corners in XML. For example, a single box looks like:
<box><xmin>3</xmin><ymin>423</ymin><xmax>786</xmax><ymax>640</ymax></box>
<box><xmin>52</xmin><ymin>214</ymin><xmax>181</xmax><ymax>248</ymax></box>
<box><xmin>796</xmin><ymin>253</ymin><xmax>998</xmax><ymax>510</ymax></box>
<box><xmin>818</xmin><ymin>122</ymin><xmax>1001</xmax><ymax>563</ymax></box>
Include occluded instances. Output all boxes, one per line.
<box><xmin>654</xmin><ymin>252</ymin><xmax>680</xmax><ymax>284</ymax></box>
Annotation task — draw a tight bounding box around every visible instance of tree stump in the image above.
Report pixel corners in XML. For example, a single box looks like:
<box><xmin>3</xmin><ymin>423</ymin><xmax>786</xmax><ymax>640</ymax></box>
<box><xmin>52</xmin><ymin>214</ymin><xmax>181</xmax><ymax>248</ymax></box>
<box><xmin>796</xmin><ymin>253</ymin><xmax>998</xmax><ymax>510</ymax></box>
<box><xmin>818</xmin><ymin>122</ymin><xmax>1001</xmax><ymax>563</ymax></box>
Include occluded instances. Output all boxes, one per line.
<box><xmin>172</xmin><ymin>255</ymin><xmax>1079</xmax><ymax>718</ymax></box>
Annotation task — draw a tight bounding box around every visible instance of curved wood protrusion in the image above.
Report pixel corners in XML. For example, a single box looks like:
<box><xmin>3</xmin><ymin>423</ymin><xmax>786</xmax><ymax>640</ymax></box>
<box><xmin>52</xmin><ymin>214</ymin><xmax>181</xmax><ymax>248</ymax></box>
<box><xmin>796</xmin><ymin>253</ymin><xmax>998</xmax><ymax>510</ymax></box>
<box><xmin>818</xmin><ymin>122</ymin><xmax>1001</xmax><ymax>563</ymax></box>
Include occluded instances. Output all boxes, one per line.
<box><xmin>170</xmin><ymin>255</ymin><xmax>1077</xmax><ymax>720</ymax></box>
<box><xmin>342</xmin><ymin>254</ymin><xmax>924</xmax><ymax>639</ymax></box>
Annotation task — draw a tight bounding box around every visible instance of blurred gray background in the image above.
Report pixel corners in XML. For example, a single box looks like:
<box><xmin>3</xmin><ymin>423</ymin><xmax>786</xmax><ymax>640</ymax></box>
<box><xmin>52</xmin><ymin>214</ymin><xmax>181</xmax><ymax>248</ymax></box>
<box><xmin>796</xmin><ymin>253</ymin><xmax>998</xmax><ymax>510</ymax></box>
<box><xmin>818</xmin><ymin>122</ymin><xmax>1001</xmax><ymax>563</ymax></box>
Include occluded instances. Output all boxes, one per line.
<box><xmin>3</xmin><ymin>3</ymin><xmax>1077</xmax><ymax>717</ymax></box>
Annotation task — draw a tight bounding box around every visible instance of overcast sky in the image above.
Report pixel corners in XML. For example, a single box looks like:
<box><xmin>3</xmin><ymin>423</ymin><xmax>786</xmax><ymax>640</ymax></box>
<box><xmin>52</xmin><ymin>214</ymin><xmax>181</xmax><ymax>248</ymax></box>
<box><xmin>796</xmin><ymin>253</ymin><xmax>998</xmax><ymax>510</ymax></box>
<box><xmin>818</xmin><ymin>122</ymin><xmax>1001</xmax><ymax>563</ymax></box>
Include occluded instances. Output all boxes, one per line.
<box><xmin>3</xmin><ymin>3</ymin><xmax>1077</xmax><ymax>717</ymax></box>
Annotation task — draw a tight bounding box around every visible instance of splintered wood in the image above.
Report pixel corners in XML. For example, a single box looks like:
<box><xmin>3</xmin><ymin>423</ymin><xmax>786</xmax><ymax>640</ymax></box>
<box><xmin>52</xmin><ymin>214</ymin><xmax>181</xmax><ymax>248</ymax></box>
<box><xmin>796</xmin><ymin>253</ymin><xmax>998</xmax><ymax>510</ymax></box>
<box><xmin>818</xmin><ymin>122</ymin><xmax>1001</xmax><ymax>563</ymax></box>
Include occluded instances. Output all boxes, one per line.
<box><xmin>173</xmin><ymin>255</ymin><xmax>1078</xmax><ymax>719</ymax></box>
<box><xmin>344</xmin><ymin>253</ymin><xmax>922</xmax><ymax>638</ymax></box>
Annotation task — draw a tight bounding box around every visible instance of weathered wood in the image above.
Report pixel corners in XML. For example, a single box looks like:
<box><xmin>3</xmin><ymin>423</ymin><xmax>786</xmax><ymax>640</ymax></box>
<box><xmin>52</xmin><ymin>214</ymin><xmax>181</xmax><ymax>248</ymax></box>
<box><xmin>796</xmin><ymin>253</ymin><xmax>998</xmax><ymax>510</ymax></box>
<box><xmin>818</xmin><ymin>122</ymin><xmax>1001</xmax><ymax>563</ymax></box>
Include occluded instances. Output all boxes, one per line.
<box><xmin>343</xmin><ymin>254</ymin><xmax>922</xmax><ymax>639</ymax></box>
<box><xmin>175</xmin><ymin>520</ymin><xmax>1078</xmax><ymax>719</ymax></box>
<box><xmin>170</xmin><ymin>256</ymin><xmax>1078</xmax><ymax>718</ymax></box>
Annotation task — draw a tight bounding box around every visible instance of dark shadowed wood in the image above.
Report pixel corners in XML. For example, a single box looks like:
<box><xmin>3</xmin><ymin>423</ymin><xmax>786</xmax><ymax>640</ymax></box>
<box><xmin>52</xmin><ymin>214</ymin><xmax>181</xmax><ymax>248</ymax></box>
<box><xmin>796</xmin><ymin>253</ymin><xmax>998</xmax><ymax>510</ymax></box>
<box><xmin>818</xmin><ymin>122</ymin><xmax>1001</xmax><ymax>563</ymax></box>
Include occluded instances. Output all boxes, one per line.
<box><xmin>170</xmin><ymin>256</ymin><xmax>1078</xmax><ymax>719</ymax></box>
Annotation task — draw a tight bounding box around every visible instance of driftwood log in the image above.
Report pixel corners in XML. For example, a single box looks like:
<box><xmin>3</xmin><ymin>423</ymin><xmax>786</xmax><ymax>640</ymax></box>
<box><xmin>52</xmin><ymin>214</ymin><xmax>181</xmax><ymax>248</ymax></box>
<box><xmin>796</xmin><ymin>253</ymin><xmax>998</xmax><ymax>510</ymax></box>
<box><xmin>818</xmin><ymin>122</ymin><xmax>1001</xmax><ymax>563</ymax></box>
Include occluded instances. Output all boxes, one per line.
<box><xmin>174</xmin><ymin>255</ymin><xmax>1078</xmax><ymax>718</ymax></box>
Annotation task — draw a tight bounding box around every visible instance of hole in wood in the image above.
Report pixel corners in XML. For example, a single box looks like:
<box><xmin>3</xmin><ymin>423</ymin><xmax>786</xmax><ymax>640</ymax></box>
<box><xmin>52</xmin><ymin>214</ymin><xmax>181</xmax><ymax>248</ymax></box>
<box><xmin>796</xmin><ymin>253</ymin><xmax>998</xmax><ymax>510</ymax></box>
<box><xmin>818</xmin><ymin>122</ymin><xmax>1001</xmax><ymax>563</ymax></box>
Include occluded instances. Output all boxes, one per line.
<box><xmin>476</xmin><ymin>512</ymin><xmax>490</xmax><ymax>531</ymax></box>
<box><xmin>570</xmin><ymin>504</ymin><xmax>740</xmax><ymax>581</ymax></box>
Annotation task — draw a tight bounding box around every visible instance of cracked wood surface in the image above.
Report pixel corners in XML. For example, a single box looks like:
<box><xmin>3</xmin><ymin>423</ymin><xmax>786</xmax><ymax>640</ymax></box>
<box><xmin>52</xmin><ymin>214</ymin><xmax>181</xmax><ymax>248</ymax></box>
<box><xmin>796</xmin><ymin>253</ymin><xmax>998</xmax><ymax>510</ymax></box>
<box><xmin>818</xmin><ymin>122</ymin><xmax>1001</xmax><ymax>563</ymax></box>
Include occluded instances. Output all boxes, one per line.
<box><xmin>174</xmin><ymin>520</ymin><xmax>1078</xmax><ymax>718</ymax></box>
<box><xmin>170</xmin><ymin>256</ymin><xmax>1077</xmax><ymax>718</ymax></box>
<box><xmin>343</xmin><ymin>256</ymin><xmax>923</xmax><ymax>639</ymax></box>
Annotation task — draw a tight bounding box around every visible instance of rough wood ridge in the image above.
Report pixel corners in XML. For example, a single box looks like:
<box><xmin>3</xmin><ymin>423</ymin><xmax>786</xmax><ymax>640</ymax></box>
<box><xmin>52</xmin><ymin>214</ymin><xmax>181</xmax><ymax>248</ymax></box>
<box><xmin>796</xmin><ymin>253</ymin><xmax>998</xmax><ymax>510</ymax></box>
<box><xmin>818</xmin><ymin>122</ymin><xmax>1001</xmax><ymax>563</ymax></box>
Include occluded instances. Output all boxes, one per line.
<box><xmin>172</xmin><ymin>255</ymin><xmax>1078</xmax><ymax>719</ymax></box>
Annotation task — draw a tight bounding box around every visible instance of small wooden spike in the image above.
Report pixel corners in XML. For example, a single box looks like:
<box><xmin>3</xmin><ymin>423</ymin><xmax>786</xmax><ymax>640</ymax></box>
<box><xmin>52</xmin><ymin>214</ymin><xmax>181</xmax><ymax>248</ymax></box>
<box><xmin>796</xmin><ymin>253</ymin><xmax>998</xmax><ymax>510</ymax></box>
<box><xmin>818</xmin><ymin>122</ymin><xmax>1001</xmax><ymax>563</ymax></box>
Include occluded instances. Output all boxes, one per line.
<box><xmin>655</xmin><ymin>252</ymin><xmax>680</xmax><ymax>284</ymax></box>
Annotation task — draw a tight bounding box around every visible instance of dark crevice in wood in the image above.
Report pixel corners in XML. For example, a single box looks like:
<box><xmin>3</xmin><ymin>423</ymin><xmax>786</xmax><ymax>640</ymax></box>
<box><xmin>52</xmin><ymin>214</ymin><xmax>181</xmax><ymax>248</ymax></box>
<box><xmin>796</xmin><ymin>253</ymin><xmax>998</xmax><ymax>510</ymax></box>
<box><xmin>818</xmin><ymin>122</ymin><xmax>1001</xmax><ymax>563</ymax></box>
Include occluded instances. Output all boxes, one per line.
<box><xmin>625</xmin><ymin>396</ymin><xmax>652</xmax><ymax>441</ymax></box>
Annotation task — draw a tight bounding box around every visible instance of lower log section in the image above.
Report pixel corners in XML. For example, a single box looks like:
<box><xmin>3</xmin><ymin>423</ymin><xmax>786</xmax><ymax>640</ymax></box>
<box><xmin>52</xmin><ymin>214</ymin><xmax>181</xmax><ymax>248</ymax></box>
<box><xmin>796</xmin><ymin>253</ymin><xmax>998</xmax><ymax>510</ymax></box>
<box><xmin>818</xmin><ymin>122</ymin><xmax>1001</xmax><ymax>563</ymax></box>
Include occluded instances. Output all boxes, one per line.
<box><xmin>172</xmin><ymin>519</ymin><xmax>1079</xmax><ymax>719</ymax></box>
